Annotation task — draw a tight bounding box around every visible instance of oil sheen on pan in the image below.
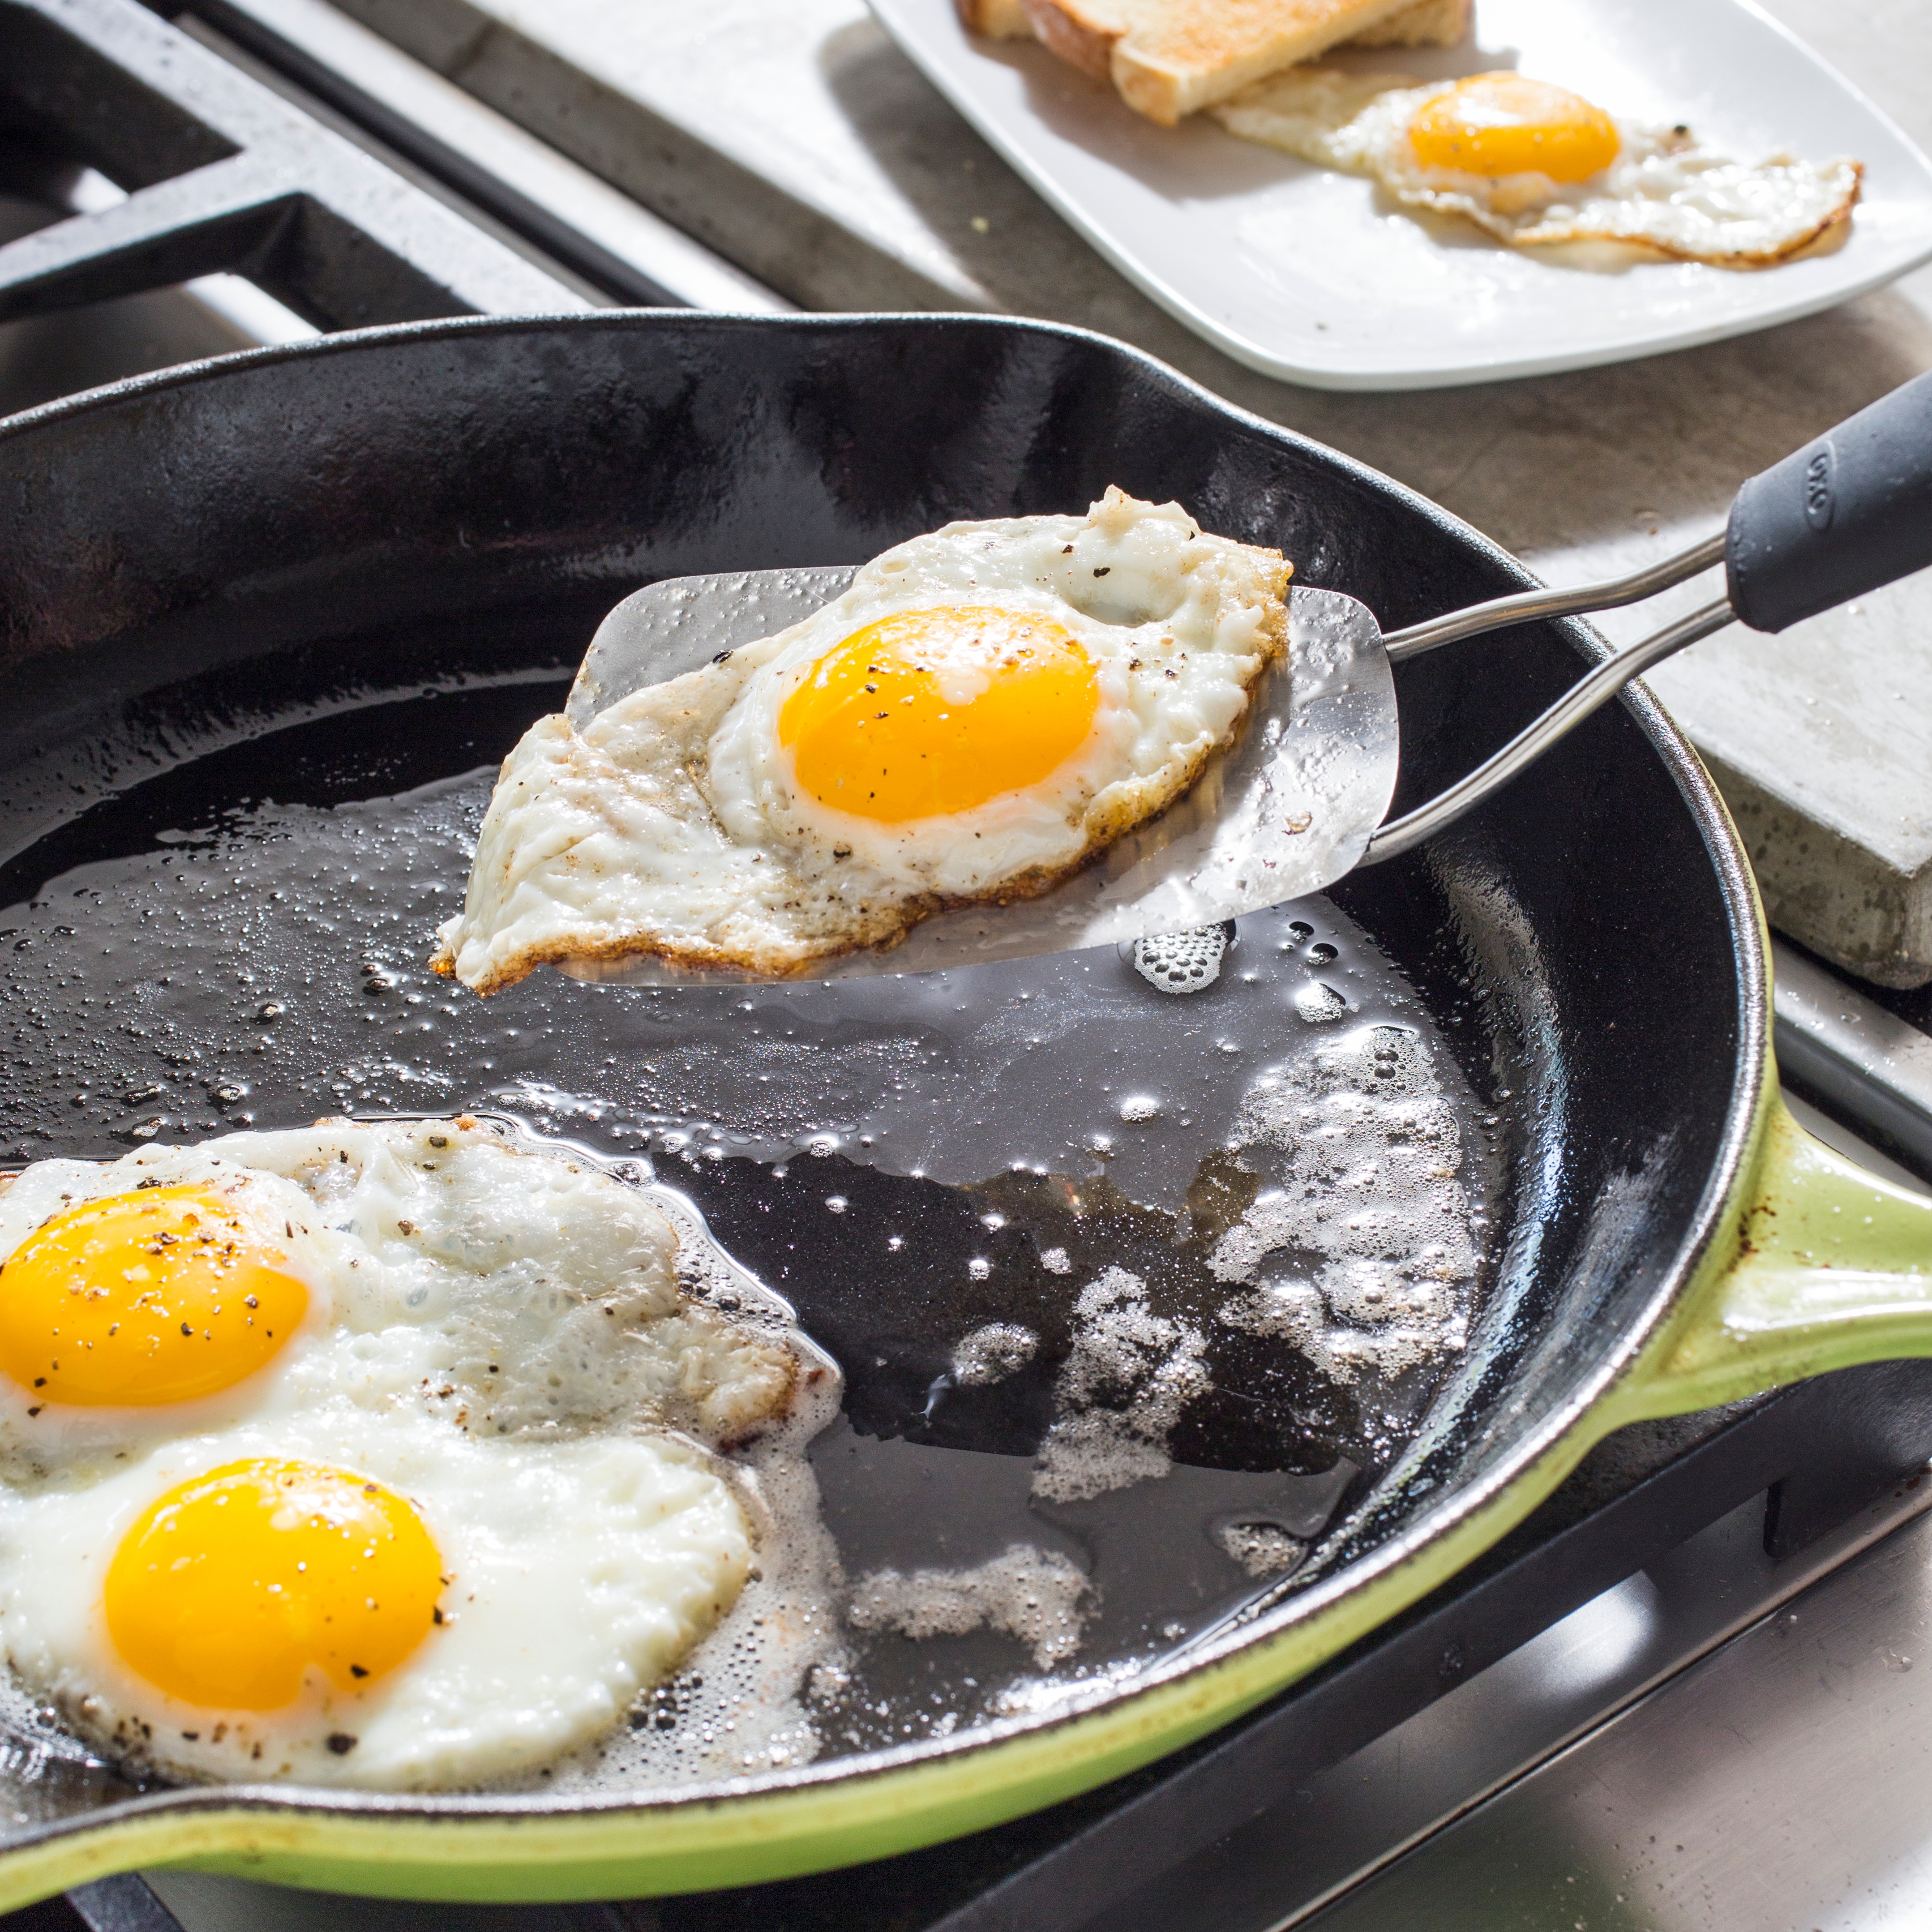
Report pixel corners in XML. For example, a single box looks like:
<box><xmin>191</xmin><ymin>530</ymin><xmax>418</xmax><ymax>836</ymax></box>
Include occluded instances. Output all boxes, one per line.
<box><xmin>0</xmin><ymin>639</ymin><xmax>1504</xmax><ymax>1790</ymax></box>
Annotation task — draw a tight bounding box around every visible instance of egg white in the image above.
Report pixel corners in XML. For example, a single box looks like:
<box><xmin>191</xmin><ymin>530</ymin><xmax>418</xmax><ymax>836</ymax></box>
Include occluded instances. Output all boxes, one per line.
<box><xmin>1214</xmin><ymin>67</ymin><xmax>1862</xmax><ymax>265</ymax></box>
<box><xmin>0</xmin><ymin>1403</ymin><xmax>751</xmax><ymax>1788</ymax></box>
<box><xmin>208</xmin><ymin>1117</ymin><xmax>798</xmax><ymax>1447</ymax></box>
<box><xmin>431</xmin><ymin>488</ymin><xmax>1290</xmax><ymax>989</ymax></box>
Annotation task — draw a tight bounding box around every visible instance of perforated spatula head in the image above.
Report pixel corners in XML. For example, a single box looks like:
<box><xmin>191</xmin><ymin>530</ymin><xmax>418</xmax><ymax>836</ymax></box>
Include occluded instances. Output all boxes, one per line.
<box><xmin>555</xmin><ymin>568</ymin><xmax>1399</xmax><ymax>986</ymax></box>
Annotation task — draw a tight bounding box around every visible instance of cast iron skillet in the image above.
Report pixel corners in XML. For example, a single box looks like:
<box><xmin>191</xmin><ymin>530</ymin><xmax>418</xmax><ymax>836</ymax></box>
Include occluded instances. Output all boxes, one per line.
<box><xmin>0</xmin><ymin>312</ymin><xmax>1929</xmax><ymax>1909</ymax></box>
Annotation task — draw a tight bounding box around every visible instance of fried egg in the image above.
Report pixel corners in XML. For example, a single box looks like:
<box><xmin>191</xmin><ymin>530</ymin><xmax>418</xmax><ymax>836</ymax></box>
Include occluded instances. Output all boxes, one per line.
<box><xmin>0</xmin><ymin>1119</ymin><xmax>795</xmax><ymax>1484</ymax></box>
<box><xmin>0</xmin><ymin>1412</ymin><xmax>749</xmax><ymax>1787</ymax></box>
<box><xmin>1213</xmin><ymin>68</ymin><xmax>1862</xmax><ymax>265</ymax></box>
<box><xmin>431</xmin><ymin>489</ymin><xmax>1291</xmax><ymax>989</ymax></box>
<box><xmin>0</xmin><ymin>1118</ymin><xmax>801</xmax><ymax>1787</ymax></box>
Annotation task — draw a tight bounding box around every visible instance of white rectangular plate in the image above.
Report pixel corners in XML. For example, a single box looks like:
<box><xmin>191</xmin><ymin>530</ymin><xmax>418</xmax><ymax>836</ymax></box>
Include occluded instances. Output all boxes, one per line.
<box><xmin>865</xmin><ymin>0</ymin><xmax>1932</xmax><ymax>391</ymax></box>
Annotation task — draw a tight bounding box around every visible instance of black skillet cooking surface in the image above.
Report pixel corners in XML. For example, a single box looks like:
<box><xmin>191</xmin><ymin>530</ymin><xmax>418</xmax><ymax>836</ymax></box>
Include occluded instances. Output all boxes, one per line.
<box><xmin>0</xmin><ymin>314</ymin><xmax>1745</xmax><ymax>1809</ymax></box>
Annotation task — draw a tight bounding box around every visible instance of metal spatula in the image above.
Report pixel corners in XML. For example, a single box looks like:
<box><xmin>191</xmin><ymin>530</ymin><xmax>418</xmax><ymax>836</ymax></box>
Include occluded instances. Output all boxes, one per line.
<box><xmin>560</xmin><ymin>372</ymin><xmax>1932</xmax><ymax>986</ymax></box>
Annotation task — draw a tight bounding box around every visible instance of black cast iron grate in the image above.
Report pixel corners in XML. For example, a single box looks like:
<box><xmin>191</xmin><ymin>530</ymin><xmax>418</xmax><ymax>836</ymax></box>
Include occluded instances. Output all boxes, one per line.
<box><xmin>0</xmin><ymin>0</ymin><xmax>586</xmax><ymax>331</ymax></box>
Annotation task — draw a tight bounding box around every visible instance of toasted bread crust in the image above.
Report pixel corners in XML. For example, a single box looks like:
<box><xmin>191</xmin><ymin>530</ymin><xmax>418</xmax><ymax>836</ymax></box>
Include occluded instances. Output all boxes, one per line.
<box><xmin>1016</xmin><ymin>0</ymin><xmax>1462</xmax><ymax>124</ymax></box>
<box><xmin>1341</xmin><ymin>0</ymin><xmax>1467</xmax><ymax>46</ymax></box>
<box><xmin>956</xmin><ymin>0</ymin><xmax>1034</xmax><ymax>38</ymax></box>
<box><xmin>1118</xmin><ymin>0</ymin><xmax>1425</xmax><ymax>122</ymax></box>
<box><xmin>1018</xmin><ymin>0</ymin><xmax>1125</xmax><ymax>75</ymax></box>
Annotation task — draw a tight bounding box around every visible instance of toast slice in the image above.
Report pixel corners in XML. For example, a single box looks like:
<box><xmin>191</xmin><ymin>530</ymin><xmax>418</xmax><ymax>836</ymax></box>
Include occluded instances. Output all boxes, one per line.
<box><xmin>959</xmin><ymin>0</ymin><xmax>1467</xmax><ymax>49</ymax></box>
<box><xmin>957</xmin><ymin>0</ymin><xmax>1034</xmax><ymax>37</ymax></box>
<box><xmin>1344</xmin><ymin>0</ymin><xmax>1468</xmax><ymax>45</ymax></box>
<box><xmin>975</xmin><ymin>0</ymin><xmax>1468</xmax><ymax>123</ymax></box>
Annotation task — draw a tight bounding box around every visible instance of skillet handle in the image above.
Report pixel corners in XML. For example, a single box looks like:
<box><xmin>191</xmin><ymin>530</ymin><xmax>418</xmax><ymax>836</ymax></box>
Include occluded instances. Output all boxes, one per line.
<box><xmin>1610</xmin><ymin>1093</ymin><xmax>1932</xmax><ymax>1424</ymax></box>
<box><xmin>1727</xmin><ymin>370</ymin><xmax>1932</xmax><ymax>634</ymax></box>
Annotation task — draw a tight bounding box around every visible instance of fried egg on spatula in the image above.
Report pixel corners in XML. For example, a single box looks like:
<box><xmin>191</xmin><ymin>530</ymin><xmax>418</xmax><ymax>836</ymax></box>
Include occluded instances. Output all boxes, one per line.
<box><xmin>432</xmin><ymin>490</ymin><xmax>1291</xmax><ymax>991</ymax></box>
<box><xmin>1214</xmin><ymin>69</ymin><xmax>1862</xmax><ymax>267</ymax></box>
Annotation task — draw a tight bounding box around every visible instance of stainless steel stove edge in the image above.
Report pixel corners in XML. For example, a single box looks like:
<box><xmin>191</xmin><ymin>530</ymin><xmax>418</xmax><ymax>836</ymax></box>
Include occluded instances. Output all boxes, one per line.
<box><xmin>1772</xmin><ymin>939</ymin><xmax>1932</xmax><ymax>1179</ymax></box>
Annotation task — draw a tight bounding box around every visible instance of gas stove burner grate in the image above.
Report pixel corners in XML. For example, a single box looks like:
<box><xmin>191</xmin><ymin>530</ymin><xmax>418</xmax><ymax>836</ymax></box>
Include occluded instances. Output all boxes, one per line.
<box><xmin>0</xmin><ymin>0</ymin><xmax>584</xmax><ymax>338</ymax></box>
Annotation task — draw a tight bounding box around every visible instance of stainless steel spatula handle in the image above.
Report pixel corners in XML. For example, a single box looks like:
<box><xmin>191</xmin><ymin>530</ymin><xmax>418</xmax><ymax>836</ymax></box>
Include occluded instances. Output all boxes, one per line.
<box><xmin>1367</xmin><ymin>369</ymin><xmax>1932</xmax><ymax>864</ymax></box>
<box><xmin>1379</xmin><ymin>530</ymin><xmax>1729</xmax><ymax>663</ymax></box>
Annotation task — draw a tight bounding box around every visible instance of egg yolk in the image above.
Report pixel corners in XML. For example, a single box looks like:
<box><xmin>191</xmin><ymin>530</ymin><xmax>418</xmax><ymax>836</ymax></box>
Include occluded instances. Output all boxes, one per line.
<box><xmin>778</xmin><ymin>606</ymin><xmax>1099</xmax><ymax>823</ymax></box>
<box><xmin>0</xmin><ymin>1184</ymin><xmax>308</xmax><ymax>1408</ymax></box>
<box><xmin>1408</xmin><ymin>74</ymin><xmax>1619</xmax><ymax>183</ymax></box>
<box><xmin>106</xmin><ymin>1459</ymin><xmax>443</xmax><ymax>1710</ymax></box>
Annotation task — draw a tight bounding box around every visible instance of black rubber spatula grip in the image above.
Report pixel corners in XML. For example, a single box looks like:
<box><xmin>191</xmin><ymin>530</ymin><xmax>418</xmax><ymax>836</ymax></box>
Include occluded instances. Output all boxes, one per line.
<box><xmin>1727</xmin><ymin>369</ymin><xmax>1932</xmax><ymax>633</ymax></box>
